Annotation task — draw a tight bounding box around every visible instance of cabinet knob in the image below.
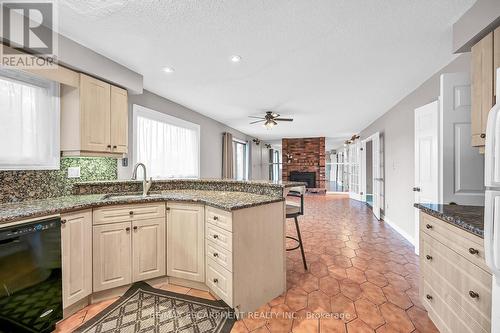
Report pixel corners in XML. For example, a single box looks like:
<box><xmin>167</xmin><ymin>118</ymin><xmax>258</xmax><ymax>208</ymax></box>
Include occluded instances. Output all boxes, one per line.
<box><xmin>113</xmin><ymin>145</ymin><xmax>117</xmax><ymax>149</ymax></box>
<box><xmin>412</xmin><ymin>187</ymin><xmax>421</xmax><ymax>192</ymax></box>
<box><xmin>107</xmin><ymin>144</ymin><xmax>112</xmax><ymax>148</ymax></box>
<box><xmin>213</xmin><ymin>253</ymin><xmax>219</xmax><ymax>258</ymax></box>
<box><xmin>480</xmin><ymin>133</ymin><xmax>486</xmax><ymax>139</ymax></box>
<box><xmin>469</xmin><ymin>290</ymin><xmax>479</xmax><ymax>299</ymax></box>
<box><xmin>213</xmin><ymin>216</ymin><xmax>219</xmax><ymax>221</ymax></box>
<box><xmin>425</xmin><ymin>255</ymin><xmax>432</xmax><ymax>261</ymax></box>
<box><xmin>468</xmin><ymin>248</ymin><xmax>479</xmax><ymax>255</ymax></box>
<box><xmin>213</xmin><ymin>278</ymin><xmax>218</xmax><ymax>284</ymax></box>
<box><xmin>426</xmin><ymin>294</ymin><xmax>433</xmax><ymax>300</ymax></box>
<box><xmin>129</xmin><ymin>211</ymin><xmax>134</xmax><ymax>215</ymax></box>
<box><xmin>425</xmin><ymin>224</ymin><xmax>433</xmax><ymax>229</ymax></box>
<box><xmin>133</xmin><ymin>226</ymin><xmax>138</xmax><ymax>230</ymax></box>
<box><xmin>126</xmin><ymin>227</ymin><xmax>130</xmax><ymax>231</ymax></box>
<box><xmin>60</xmin><ymin>219</ymin><xmax>67</xmax><ymax>225</ymax></box>
<box><xmin>213</xmin><ymin>234</ymin><xmax>219</xmax><ymax>239</ymax></box>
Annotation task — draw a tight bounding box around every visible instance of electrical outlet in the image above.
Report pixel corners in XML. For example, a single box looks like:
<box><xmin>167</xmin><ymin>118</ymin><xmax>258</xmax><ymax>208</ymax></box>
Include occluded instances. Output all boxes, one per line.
<box><xmin>67</xmin><ymin>166</ymin><xmax>81</xmax><ymax>178</ymax></box>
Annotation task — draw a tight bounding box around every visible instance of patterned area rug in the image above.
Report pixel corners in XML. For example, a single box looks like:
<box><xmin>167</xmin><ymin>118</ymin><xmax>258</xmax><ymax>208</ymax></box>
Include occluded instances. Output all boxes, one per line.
<box><xmin>74</xmin><ymin>282</ymin><xmax>235</xmax><ymax>333</ymax></box>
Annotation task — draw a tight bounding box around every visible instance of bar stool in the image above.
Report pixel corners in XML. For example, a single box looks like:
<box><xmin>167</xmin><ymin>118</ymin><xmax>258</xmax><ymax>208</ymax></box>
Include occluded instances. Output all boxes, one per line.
<box><xmin>286</xmin><ymin>186</ymin><xmax>307</xmax><ymax>270</ymax></box>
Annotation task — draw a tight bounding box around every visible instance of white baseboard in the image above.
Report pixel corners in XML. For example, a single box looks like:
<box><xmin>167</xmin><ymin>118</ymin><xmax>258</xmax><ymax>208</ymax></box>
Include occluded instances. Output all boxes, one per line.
<box><xmin>381</xmin><ymin>214</ymin><xmax>415</xmax><ymax>247</ymax></box>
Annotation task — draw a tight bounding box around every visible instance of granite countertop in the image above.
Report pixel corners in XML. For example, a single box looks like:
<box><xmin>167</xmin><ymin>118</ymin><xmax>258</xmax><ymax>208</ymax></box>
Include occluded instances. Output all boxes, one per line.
<box><xmin>0</xmin><ymin>190</ymin><xmax>284</xmax><ymax>225</ymax></box>
<box><xmin>75</xmin><ymin>179</ymin><xmax>306</xmax><ymax>188</ymax></box>
<box><xmin>414</xmin><ymin>203</ymin><xmax>484</xmax><ymax>238</ymax></box>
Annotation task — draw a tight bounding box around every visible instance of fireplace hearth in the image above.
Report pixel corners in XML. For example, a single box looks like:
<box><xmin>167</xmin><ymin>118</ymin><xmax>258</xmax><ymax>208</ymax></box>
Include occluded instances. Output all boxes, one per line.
<box><xmin>289</xmin><ymin>171</ymin><xmax>316</xmax><ymax>188</ymax></box>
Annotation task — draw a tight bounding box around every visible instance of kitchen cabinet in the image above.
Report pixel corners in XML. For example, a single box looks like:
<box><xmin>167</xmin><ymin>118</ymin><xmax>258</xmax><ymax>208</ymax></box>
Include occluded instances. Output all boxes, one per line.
<box><xmin>167</xmin><ymin>203</ymin><xmax>205</xmax><ymax>282</ymax></box>
<box><xmin>92</xmin><ymin>203</ymin><xmax>166</xmax><ymax>292</ymax></box>
<box><xmin>471</xmin><ymin>30</ymin><xmax>496</xmax><ymax>148</ymax></box>
<box><xmin>132</xmin><ymin>218</ymin><xmax>166</xmax><ymax>282</ymax></box>
<box><xmin>92</xmin><ymin>221</ymin><xmax>132</xmax><ymax>292</ymax></box>
<box><xmin>61</xmin><ymin>73</ymin><xmax>128</xmax><ymax>157</ymax></box>
<box><xmin>419</xmin><ymin>212</ymin><xmax>491</xmax><ymax>333</ymax></box>
<box><xmin>61</xmin><ymin>210</ymin><xmax>92</xmax><ymax>309</ymax></box>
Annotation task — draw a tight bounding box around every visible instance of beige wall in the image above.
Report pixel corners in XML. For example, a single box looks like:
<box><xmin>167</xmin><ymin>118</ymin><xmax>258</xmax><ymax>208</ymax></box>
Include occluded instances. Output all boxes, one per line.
<box><xmin>358</xmin><ymin>53</ymin><xmax>472</xmax><ymax>242</ymax></box>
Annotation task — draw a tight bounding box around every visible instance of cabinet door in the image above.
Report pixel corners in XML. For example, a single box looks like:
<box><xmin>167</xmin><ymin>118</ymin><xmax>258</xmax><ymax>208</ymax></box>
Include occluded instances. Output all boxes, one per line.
<box><xmin>61</xmin><ymin>210</ymin><xmax>92</xmax><ymax>308</ymax></box>
<box><xmin>93</xmin><ymin>222</ymin><xmax>132</xmax><ymax>292</ymax></box>
<box><xmin>471</xmin><ymin>32</ymin><xmax>494</xmax><ymax>147</ymax></box>
<box><xmin>80</xmin><ymin>74</ymin><xmax>111</xmax><ymax>152</ymax></box>
<box><xmin>132</xmin><ymin>218</ymin><xmax>166</xmax><ymax>282</ymax></box>
<box><xmin>167</xmin><ymin>203</ymin><xmax>205</xmax><ymax>282</ymax></box>
<box><xmin>110</xmin><ymin>86</ymin><xmax>128</xmax><ymax>154</ymax></box>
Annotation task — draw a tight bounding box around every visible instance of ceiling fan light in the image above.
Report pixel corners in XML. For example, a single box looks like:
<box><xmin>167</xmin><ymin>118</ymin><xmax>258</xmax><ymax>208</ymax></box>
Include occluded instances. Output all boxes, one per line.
<box><xmin>264</xmin><ymin>120</ymin><xmax>275</xmax><ymax>129</ymax></box>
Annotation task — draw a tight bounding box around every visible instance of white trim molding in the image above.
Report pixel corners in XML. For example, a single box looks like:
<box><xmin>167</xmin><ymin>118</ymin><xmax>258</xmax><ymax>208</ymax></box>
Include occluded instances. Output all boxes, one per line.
<box><xmin>381</xmin><ymin>214</ymin><xmax>416</xmax><ymax>248</ymax></box>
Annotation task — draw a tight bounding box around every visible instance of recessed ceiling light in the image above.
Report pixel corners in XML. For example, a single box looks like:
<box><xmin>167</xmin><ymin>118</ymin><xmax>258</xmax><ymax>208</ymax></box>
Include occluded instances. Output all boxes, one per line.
<box><xmin>230</xmin><ymin>55</ymin><xmax>242</xmax><ymax>63</ymax></box>
<box><xmin>163</xmin><ymin>67</ymin><xmax>175</xmax><ymax>73</ymax></box>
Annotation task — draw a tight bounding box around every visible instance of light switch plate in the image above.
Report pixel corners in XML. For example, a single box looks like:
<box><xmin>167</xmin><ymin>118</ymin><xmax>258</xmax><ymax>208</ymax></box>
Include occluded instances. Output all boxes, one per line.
<box><xmin>67</xmin><ymin>166</ymin><xmax>81</xmax><ymax>178</ymax></box>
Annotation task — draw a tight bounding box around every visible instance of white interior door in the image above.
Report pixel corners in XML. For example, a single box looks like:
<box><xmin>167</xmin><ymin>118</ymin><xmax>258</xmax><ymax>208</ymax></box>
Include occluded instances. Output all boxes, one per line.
<box><xmin>441</xmin><ymin>72</ymin><xmax>485</xmax><ymax>205</ymax></box>
<box><xmin>414</xmin><ymin>101</ymin><xmax>440</xmax><ymax>254</ymax></box>
<box><xmin>360</xmin><ymin>140</ymin><xmax>367</xmax><ymax>202</ymax></box>
<box><xmin>372</xmin><ymin>133</ymin><xmax>381</xmax><ymax>220</ymax></box>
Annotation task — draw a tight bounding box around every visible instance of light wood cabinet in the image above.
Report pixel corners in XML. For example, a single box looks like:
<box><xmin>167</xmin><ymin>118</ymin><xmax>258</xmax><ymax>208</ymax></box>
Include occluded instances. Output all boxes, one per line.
<box><xmin>167</xmin><ymin>203</ymin><xmax>205</xmax><ymax>282</ymax></box>
<box><xmin>61</xmin><ymin>210</ymin><xmax>92</xmax><ymax>309</ymax></box>
<box><xmin>132</xmin><ymin>218</ymin><xmax>166</xmax><ymax>282</ymax></box>
<box><xmin>419</xmin><ymin>212</ymin><xmax>491</xmax><ymax>333</ymax></box>
<box><xmin>61</xmin><ymin>74</ymin><xmax>128</xmax><ymax>157</ymax></box>
<box><xmin>471</xmin><ymin>31</ymin><xmax>496</xmax><ymax>148</ymax></box>
<box><xmin>93</xmin><ymin>221</ymin><xmax>132</xmax><ymax>292</ymax></box>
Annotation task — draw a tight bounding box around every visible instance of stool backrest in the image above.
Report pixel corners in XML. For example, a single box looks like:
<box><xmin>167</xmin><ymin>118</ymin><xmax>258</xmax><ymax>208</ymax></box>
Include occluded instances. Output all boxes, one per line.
<box><xmin>287</xmin><ymin>188</ymin><xmax>305</xmax><ymax>215</ymax></box>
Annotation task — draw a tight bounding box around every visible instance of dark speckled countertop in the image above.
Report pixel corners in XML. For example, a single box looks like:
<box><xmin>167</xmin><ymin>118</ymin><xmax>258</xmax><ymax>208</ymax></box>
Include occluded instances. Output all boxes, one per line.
<box><xmin>0</xmin><ymin>190</ymin><xmax>284</xmax><ymax>225</ymax></box>
<box><xmin>414</xmin><ymin>203</ymin><xmax>484</xmax><ymax>238</ymax></box>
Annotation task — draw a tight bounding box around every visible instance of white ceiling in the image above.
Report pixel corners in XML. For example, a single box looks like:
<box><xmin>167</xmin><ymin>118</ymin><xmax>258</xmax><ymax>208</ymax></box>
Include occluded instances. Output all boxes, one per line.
<box><xmin>57</xmin><ymin>0</ymin><xmax>475</xmax><ymax>144</ymax></box>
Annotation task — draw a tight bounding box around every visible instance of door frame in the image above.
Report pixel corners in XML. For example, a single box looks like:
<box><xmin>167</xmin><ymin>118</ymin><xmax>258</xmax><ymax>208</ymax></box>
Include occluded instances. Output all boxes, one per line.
<box><xmin>361</xmin><ymin>132</ymin><xmax>381</xmax><ymax>220</ymax></box>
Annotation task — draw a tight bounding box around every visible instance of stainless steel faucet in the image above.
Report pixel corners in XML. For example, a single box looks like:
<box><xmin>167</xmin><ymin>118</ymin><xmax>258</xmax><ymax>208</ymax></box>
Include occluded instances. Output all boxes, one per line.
<box><xmin>131</xmin><ymin>163</ymin><xmax>153</xmax><ymax>196</ymax></box>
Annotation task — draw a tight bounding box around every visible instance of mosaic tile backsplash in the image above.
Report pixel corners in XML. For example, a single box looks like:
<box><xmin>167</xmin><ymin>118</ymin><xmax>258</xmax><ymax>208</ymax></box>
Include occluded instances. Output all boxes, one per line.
<box><xmin>0</xmin><ymin>157</ymin><xmax>117</xmax><ymax>203</ymax></box>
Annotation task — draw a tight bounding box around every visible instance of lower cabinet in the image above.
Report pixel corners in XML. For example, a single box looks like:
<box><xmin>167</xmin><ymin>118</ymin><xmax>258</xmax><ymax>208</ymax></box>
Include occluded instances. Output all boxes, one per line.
<box><xmin>61</xmin><ymin>210</ymin><xmax>92</xmax><ymax>308</ymax></box>
<box><xmin>167</xmin><ymin>203</ymin><xmax>205</xmax><ymax>282</ymax></box>
<box><xmin>132</xmin><ymin>218</ymin><xmax>166</xmax><ymax>282</ymax></box>
<box><xmin>93</xmin><ymin>221</ymin><xmax>132</xmax><ymax>292</ymax></box>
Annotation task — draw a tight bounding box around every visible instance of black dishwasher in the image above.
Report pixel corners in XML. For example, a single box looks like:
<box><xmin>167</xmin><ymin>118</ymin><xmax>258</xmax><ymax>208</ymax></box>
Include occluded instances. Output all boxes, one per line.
<box><xmin>0</xmin><ymin>217</ymin><xmax>62</xmax><ymax>333</ymax></box>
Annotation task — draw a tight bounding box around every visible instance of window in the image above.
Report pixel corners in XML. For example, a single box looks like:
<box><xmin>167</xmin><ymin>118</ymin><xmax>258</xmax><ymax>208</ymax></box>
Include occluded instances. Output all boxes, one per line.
<box><xmin>0</xmin><ymin>68</ymin><xmax>60</xmax><ymax>170</ymax></box>
<box><xmin>233</xmin><ymin>139</ymin><xmax>248</xmax><ymax>180</ymax></box>
<box><xmin>133</xmin><ymin>104</ymin><xmax>200</xmax><ymax>179</ymax></box>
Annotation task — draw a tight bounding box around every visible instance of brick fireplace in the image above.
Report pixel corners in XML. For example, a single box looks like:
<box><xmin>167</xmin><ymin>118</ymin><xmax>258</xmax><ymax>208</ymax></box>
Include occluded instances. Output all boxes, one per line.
<box><xmin>282</xmin><ymin>137</ymin><xmax>326</xmax><ymax>191</ymax></box>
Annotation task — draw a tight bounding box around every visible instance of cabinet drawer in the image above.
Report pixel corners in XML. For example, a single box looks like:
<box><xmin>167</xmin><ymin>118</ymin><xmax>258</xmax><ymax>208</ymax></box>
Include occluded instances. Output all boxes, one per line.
<box><xmin>93</xmin><ymin>203</ymin><xmax>165</xmax><ymax>225</ymax></box>
<box><xmin>206</xmin><ymin>206</ymin><xmax>232</xmax><ymax>232</ymax></box>
<box><xmin>206</xmin><ymin>257</ymin><xmax>233</xmax><ymax>306</ymax></box>
<box><xmin>205</xmin><ymin>223</ymin><xmax>232</xmax><ymax>252</ymax></box>
<box><xmin>420</xmin><ymin>212</ymin><xmax>488</xmax><ymax>271</ymax></box>
<box><xmin>421</xmin><ymin>233</ymin><xmax>491</xmax><ymax>331</ymax></box>
<box><xmin>206</xmin><ymin>239</ymin><xmax>233</xmax><ymax>272</ymax></box>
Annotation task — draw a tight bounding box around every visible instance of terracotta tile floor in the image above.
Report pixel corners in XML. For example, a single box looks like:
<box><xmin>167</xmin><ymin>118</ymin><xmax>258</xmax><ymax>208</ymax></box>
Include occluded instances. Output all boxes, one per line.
<box><xmin>57</xmin><ymin>195</ymin><xmax>439</xmax><ymax>333</ymax></box>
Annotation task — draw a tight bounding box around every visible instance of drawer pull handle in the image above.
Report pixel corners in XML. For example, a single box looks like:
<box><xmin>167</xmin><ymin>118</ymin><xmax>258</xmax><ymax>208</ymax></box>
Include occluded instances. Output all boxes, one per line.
<box><xmin>126</xmin><ymin>227</ymin><xmax>130</xmax><ymax>231</ymax></box>
<box><xmin>213</xmin><ymin>278</ymin><xmax>218</xmax><ymax>284</ymax></box>
<box><xmin>213</xmin><ymin>234</ymin><xmax>219</xmax><ymax>239</ymax></box>
<box><xmin>112</xmin><ymin>145</ymin><xmax>117</xmax><ymax>149</ymax></box>
<box><xmin>129</xmin><ymin>211</ymin><xmax>134</xmax><ymax>215</ymax></box>
<box><xmin>425</xmin><ymin>255</ymin><xmax>432</xmax><ymax>260</ymax></box>
<box><xmin>469</xmin><ymin>291</ymin><xmax>479</xmax><ymax>299</ymax></box>
<box><xmin>61</xmin><ymin>219</ymin><xmax>67</xmax><ymax>225</ymax></box>
<box><xmin>133</xmin><ymin>226</ymin><xmax>138</xmax><ymax>230</ymax></box>
<box><xmin>426</xmin><ymin>294</ymin><xmax>433</xmax><ymax>300</ymax></box>
<box><xmin>468</xmin><ymin>248</ymin><xmax>479</xmax><ymax>255</ymax></box>
<box><xmin>213</xmin><ymin>216</ymin><xmax>219</xmax><ymax>221</ymax></box>
<box><xmin>425</xmin><ymin>224</ymin><xmax>433</xmax><ymax>229</ymax></box>
<box><xmin>213</xmin><ymin>253</ymin><xmax>219</xmax><ymax>257</ymax></box>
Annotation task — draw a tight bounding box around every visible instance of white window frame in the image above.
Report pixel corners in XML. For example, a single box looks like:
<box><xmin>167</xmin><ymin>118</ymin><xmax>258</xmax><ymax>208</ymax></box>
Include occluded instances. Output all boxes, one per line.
<box><xmin>0</xmin><ymin>68</ymin><xmax>60</xmax><ymax>170</ymax></box>
<box><xmin>232</xmin><ymin>137</ymin><xmax>249</xmax><ymax>181</ymax></box>
<box><xmin>132</xmin><ymin>104</ymin><xmax>200</xmax><ymax>179</ymax></box>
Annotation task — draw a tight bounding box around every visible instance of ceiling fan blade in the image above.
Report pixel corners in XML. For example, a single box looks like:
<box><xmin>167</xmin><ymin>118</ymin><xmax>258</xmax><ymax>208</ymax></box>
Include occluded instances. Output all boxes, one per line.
<box><xmin>248</xmin><ymin>116</ymin><xmax>265</xmax><ymax>119</ymax></box>
<box><xmin>274</xmin><ymin>118</ymin><xmax>294</xmax><ymax>122</ymax></box>
<box><xmin>250</xmin><ymin>120</ymin><xmax>266</xmax><ymax>124</ymax></box>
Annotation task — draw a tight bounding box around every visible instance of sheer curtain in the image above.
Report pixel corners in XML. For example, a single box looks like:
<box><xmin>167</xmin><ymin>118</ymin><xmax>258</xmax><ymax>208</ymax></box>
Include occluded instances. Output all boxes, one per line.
<box><xmin>133</xmin><ymin>105</ymin><xmax>200</xmax><ymax>179</ymax></box>
<box><xmin>0</xmin><ymin>69</ymin><xmax>59</xmax><ymax>170</ymax></box>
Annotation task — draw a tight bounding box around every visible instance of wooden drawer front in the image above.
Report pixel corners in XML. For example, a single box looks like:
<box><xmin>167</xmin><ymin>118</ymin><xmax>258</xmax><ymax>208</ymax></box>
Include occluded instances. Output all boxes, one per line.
<box><xmin>206</xmin><ymin>239</ymin><xmax>233</xmax><ymax>272</ymax></box>
<box><xmin>420</xmin><ymin>213</ymin><xmax>488</xmax><ymax>271</ymax></box>
<box><xmin>206</xmin><ymin>223</ymin><xmax>232</xmax><ymax>252</ymax></box>
<box><xmin>206</xmin><ymin>257</ymin><xmax>233</xmax><ymax>306</ymax></box>
<box><xmin>422</xmin><ymin>279</ymin><xmax>487</xmax><ymax>333</ymax></box>
<box><xmin>421</xmin><ymin>233</ymin><xmax>491</xmax><ymax>331</ymax></box>
<box><xmin>206</xmin><ymin>206</ymin><xmax>232</xmax><ymax>232</ymax></box>
<box><xmin>93</xmin><ymin>203</ymin><xmax>165</xmax><ymax>225</ymax></box>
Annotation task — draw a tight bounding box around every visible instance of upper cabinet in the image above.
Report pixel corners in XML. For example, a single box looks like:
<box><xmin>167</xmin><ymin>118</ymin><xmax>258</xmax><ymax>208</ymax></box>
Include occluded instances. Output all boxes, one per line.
<box><xmin>471</xmin><ymin>27</ymin><xmax>500</xmax><ymax>149</ymax></box>
<box><xmin>61</xmin><ymin>73</ymin><xmax>128</xmax><ymax>157</ymax></box>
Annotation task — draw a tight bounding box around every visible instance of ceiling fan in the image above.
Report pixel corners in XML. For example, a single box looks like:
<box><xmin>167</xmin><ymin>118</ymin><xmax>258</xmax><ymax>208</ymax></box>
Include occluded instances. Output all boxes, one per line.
<box><xmin>249</xmin><ymin>111</ymin><xmax>294</xmax><ymax>129</ymax></box>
